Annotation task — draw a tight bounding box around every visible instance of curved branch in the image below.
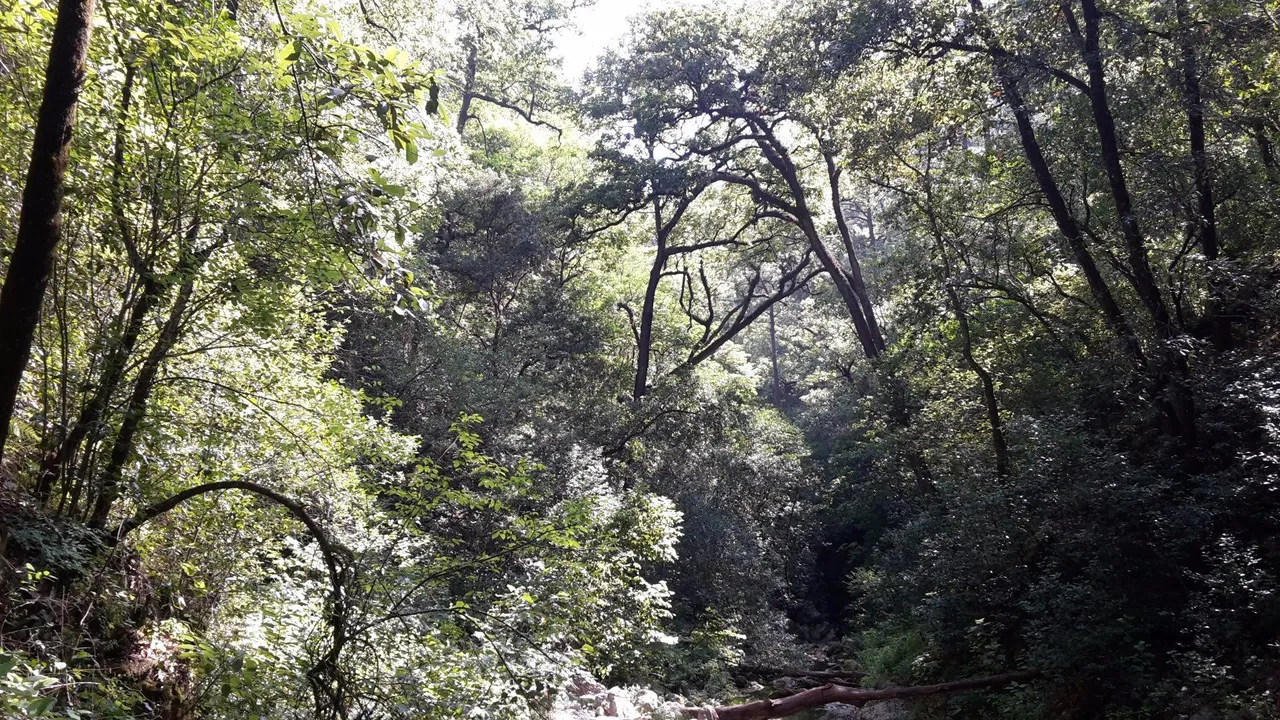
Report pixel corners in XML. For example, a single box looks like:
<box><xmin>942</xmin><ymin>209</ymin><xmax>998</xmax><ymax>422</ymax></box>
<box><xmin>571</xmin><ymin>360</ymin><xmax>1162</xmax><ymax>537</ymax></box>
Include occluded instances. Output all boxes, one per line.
<box><xmin>109</xmin><ymin>479</ymin><xmax>352</xmax><ymax>718</ymax></box>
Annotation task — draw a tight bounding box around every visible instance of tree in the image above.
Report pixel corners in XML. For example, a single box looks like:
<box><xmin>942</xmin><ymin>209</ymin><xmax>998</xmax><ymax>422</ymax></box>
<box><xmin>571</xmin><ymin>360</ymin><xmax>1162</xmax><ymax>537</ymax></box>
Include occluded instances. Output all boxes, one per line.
<box><xmin>0</xmin><ymin>0</ymin><xmax>97</xmax><ymax>462</ymax></box>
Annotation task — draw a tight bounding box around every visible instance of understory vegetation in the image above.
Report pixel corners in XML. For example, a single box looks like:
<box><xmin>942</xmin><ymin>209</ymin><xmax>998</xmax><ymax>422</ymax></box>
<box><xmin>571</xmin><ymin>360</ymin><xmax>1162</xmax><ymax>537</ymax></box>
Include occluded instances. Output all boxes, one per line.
<box><xmin>0</xmin><ymin>0</ymin><xmax>1278</xmax><ymax>717</ymax></box>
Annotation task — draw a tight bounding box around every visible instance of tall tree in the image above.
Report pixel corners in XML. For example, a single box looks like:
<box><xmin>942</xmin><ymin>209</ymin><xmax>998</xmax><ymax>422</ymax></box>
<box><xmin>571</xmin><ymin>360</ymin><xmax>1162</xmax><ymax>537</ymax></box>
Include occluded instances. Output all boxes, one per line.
<box><xmin>0</xmin><ymin>0</ymin><xmax>96</xmax><ymax>461</ymax></box>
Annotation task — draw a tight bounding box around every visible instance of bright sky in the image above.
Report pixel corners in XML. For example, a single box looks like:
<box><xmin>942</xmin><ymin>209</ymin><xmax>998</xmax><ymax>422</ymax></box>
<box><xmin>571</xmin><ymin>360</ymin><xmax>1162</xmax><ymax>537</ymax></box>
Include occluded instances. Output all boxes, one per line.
<box><xmin>554</xmin><ymin>0</ymin><xmax>707</xmax><ymax>81</ymax></box>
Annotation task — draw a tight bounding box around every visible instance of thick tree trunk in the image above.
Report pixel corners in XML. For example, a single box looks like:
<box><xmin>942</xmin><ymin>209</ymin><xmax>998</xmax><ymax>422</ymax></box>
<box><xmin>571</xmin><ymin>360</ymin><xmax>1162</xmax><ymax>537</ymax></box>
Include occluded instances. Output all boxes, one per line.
<box><xmin>803</xmin><ymin>217</ymin><xmax>880</xmax><ymax>359</ymax></box>
<box><xmin>1074</xmin><ymin>0</ymin><xmax>1176</xmax><ymax>334</ymax></box>
<box><xmin>746</xmin><ymin>123</ymin><xmax>882</xmax><ymax>358</ymax></box>
<box><xmin>634</xmin><ymin>248</ymin><xmax>663</xmax><ymax>400</ymax></box>
<box><xmin>0</xmin><ymin>0</ymin><xmax>97</xmax><ymax>462</ymax></box>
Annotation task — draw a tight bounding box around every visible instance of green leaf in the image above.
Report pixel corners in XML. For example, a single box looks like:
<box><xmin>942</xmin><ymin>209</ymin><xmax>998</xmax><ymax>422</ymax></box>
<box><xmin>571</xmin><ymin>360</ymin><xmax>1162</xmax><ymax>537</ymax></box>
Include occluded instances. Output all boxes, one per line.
<box><xmin>26</xmin><ymin>697</ymin><xmax>55</xmax><ymax>716</ymax></box>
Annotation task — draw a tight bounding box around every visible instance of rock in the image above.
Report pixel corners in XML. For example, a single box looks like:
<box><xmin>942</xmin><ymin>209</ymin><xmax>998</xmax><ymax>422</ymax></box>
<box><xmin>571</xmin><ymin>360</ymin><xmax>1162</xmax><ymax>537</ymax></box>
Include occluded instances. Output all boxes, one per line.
<box><xmin>771</xmin><ymin>676</ymin><xmax>807</xmax><ymax>694</ymax></box>
<box><xmin>821</xmin><ymin>702</ymin><xmax>861</xmax><ymax>720</ymax></box>
<box><xmin>653</xmin><ymin>701</ymin><xmax>688</xmax><ymax>720</ymax></box>
<box><xmin>1189</xmin><ymin>709</ymin><xmax>1220</xmax><ymax>720</ymax></box>
<box><xmin>567</xmin><ymin>672</ymin><xmax>607</xmax><ymax>697</ymax></box>
<box><xmin>550</xmin><ymin>709</ymin><xmax>596</xmax><ymax>720</ymax></box>
<box><xmin>860</xmin><ymin>699</ymin><xmax>909</xmax><ymax>720</ymax></box>
<box><xmin>634</xmin><ymin>689</ymin><xmax>662</xmax><ymax>713</ymax></box>
<box><xmin>605</xmin><ymin>688</ymin><xmax>640</xmax><ymax>718</ymax></box>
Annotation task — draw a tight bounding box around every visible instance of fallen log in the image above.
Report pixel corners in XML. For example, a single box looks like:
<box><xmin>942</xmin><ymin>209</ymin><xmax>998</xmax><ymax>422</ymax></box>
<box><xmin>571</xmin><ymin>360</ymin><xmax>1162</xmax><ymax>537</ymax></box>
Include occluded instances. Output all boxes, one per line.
<box><xmin>734</xmin><ymin>666</ymin><xmax>866</xmax><ymax>681</ymax></box>
<box><xmin>682</xmin><ymin>669</ymin><xmax>1040</xmax><ymax>720</ymax></box>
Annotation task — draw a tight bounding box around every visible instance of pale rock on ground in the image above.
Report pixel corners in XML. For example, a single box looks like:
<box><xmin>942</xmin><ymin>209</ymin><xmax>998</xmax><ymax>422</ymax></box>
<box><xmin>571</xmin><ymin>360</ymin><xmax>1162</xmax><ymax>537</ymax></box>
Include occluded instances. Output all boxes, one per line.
<box><xmin>553</xmin><ymin>672</ymin><xmax>687</xmax><ymax>720</ymax></box>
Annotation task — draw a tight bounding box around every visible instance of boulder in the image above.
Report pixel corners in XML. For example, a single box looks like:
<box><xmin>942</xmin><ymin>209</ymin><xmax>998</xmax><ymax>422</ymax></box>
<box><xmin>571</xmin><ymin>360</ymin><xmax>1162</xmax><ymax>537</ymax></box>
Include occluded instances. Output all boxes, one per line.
<box><xmin>634</xmin><ymin>689</ymin><xmax>662</xmax><ymax>714</ymax></box>
<box><xmin>860</xmin><ymin>699</ymin><xmax>908</xmax><ymax>720</ymax></box>
<box><xmin>567</xmin><ymin>672</ymin><xmax>607</xmax><ymax>698</ymax></box>
<box><xmin>605</xmin><ymin>688</ymin><xmax>640</xmax><ymax>718</ymax></box>
<box><xmin>821</xmin><ymin>702</ymin><xmax>861</xmax><ymax>720</ymax></box>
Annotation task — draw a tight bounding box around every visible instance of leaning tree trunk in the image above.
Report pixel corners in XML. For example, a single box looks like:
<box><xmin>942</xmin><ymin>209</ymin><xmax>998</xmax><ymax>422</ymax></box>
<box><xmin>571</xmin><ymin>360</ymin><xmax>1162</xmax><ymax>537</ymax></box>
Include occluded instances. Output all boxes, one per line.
<box><xmin>89</xmin><ymin>230</ymin><xmax>208</xmax><ymax>529</ymax></box>
<box><xmin>825</xmin><ymin>153</ymin><xmax>885</xmax><ymax>354</ymax></box>
<box><xmin>945</xmin><ymin>284</ymin><xmax>1011</xmax><ymax>477</ymax></box>
<box><xmin>969</xmin><ymin>0</ymin><xmax>1147</xmax><ymax>374</ymax></box>
<box><xmin>1067</xmin><ymin>0</ymin><xmax>1198</xmax><ymax>441</ymax></box>
<box><xmin>0</xmin><ymin>0</ymin><xmax>98</xmax><ymax>462</ymax></box>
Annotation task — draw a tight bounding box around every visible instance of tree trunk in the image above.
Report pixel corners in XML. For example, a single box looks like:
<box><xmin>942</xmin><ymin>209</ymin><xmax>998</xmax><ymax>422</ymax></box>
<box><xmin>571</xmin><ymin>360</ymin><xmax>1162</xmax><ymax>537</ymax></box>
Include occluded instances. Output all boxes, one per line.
<box><xmin>0</xmin><ymin>0</ymin><xmax>98</xmax><ymax>462</ymax></box>
<box><xmin>1074</xmin><ymin>0</ymin><xmax>1176</xmax><ymax>335</ymax></box>
<box><xmin>89</xmin><ymin>230</ymin><xmax>207</xmax><ymax>529</ymax></box>
<box><xmin>1070</xmin><ymin>0</ymin><xmax>1198</xmax><ymax>441</ymax></box>
<box><xmin>456</xmin><ymin>40</ymin><xmax>478</xmax><ymax>135</ymax></box>
<box><xmin>1176</xmin><ymin>0</ymin><xmax>1227</xmax><ymax>350</ymax></box>
<box><xmin>969</xmin><ymin>0</ymin><xmax>1147</xmax><ymax>373</ymax></box>
<box><xmin>825</xmin><ymin>153</ymin><xmax>885</xmax><ymax>353</ymax></box>
<box><xmin>945</xmin><ymin>284</ymin><xmax>1010</xmax><ymax>477</ymax></box>
<box><xmin>634</xmin><ymin>245</ymin><xmax>663</xmax><ymax>400</ymax></box>
<box><xmin>746</xmin><ymin>122</ymin><xmax>882</xmax><ymax>358</ymax></box>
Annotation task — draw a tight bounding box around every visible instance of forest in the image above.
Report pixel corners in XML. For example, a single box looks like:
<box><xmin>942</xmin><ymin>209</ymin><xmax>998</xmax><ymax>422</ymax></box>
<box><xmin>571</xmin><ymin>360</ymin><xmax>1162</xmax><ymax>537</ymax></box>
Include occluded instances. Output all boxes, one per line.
<box><xmin>0</xmin><ymin>0</ymin><xmax>1277</xmax><ymax>716</ymax></box>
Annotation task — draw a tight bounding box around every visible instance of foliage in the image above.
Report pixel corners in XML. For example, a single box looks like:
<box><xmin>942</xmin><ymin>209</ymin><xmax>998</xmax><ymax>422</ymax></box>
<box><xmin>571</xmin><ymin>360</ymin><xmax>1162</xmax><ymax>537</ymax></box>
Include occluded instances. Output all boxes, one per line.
<box><xmin>1</xmin><ymin>0</ymin><xmax>1279</xmax><ymax>715</ymax></box>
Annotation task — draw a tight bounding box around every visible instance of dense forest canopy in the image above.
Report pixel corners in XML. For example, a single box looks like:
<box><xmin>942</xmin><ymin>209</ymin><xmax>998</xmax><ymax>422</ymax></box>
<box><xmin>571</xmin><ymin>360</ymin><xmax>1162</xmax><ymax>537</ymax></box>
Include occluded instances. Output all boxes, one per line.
<box><xmin>0</xmin><ymin>0</ymin><xmax>1278</xmax><ymax>717</ymax></box>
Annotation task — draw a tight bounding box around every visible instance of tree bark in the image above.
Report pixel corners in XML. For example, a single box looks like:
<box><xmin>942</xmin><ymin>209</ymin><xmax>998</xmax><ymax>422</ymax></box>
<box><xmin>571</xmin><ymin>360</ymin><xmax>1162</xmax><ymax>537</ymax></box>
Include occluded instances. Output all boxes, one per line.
<box><xmin>0</xmin><ymin>0</ymin><xmax>98</xmax><ymax>462</ymax></box>
<box><xmin>634</xmin><ymin>198</ymin><xmax>667</xmax><ymax>401</ymax></box>
<box><xmin>735</xmin><ymin>121</ymin><xmax>882</xmax><ymax>358</ymax></box>
<box><xmin>680</xmin><ymin>670</ymin><xmax>1040</xmax><ymax>720</ymax></box>
<box><xmin>1072</xmin><ymin>0</ymin><xmax>1176</xmax><ymax>335</ymax></box>
<box><xmin>1068</xmin><ymin>0</ymin><xmax>1198</xmax><ymax>440</ymax></box>
<box><xmin>456</xmin><ymin>40</ymin><xmax>478</xmax><ymax>135</ymax></box>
